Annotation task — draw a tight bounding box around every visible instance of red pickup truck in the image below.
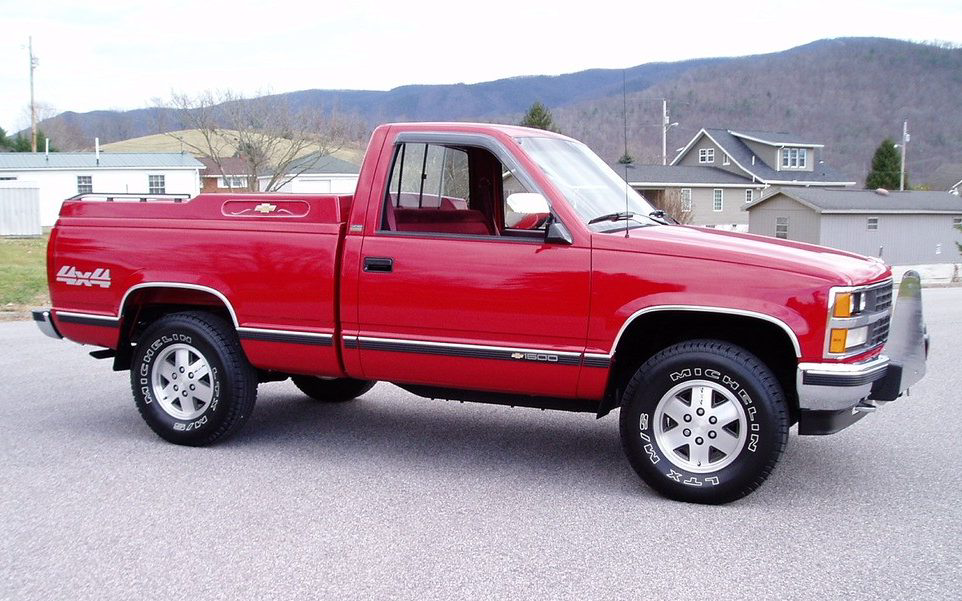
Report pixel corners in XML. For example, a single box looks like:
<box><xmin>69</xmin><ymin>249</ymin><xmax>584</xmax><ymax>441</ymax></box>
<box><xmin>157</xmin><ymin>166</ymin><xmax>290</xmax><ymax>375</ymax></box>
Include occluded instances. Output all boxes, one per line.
<box><xmin>34</xmin><ymin>123</ymin><xmax>928</xmax><ymax>504</ymax></box>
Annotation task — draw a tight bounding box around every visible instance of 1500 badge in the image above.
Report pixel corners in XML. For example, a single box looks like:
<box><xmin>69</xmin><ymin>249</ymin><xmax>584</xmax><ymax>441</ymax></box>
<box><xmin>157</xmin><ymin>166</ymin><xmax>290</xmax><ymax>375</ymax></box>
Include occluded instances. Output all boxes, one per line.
<box><xmin>56</xmin><ymin>265</ymin><xmax>111</xmax><ymax>288</ymax></box>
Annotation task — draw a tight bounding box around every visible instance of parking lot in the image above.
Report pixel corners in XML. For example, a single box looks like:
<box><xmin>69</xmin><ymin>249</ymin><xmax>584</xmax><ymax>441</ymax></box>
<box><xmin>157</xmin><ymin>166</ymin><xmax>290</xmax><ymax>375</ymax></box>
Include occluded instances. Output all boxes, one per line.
<box><xmin>2</xmin><ymin>288</ymin><xmax>961</xmax><ymax>600</ymax></box>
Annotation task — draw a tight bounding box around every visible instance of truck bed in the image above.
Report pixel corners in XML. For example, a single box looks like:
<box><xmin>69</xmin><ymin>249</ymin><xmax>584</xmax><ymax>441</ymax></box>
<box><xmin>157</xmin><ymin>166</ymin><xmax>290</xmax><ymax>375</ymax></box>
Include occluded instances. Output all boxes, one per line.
<box><xmin>49</xmin><ymin>193</ymin><xmax>353</xmax><ymax>377</ymax></box>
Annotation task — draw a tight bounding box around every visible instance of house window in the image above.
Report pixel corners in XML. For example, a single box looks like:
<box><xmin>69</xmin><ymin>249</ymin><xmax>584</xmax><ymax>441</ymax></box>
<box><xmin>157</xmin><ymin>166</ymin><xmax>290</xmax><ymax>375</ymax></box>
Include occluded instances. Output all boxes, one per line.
<box><xmin>77</xmin><ymin>175</ymin><xmax>92</xmax><ymax>194</ymax></box>
<box><xmin>776</xmin><ymin>216</ymin><xmax>789</xmax><ymax>239</ymax></box>
<box><xmin>781</xmin><ymin>147</ymin><xmax>808</xmax><ymax>169</ymax></box>
<box><xmin>713</xmin><ymin>189</ymin><xmax>723</xmax><ymax>211</ymax></box>
<box><xmin>0</xmin><ymin>176</ymin><xmax>17</xmax><ymax>181</ymax></box>
<box><xmin>218</xmin><ymin>176</ymin><xmax>246</xmax><ymax>189</ymax></box>
<box><xmin>681</xmin><ymin>188</ymin><xmax>692</xmax><ymax>212</ymax></box>
<box><xmin>953</xmin><ymin>217</ymin><xmax>961</xmax><ymax>228</ymax></box>
<box><xmin>722</xmin><ymin>155</ymin><xmax>730</xmax><ymax>166</ymax></box>
<box><xmin>699</xmin><ymin>148</ymin><xmax>715</xmax><ymax>164</ymax></box>
<box><xmin>867</xmin><ymin>217</ymin><xmax>879</xmax><ymax>231</ymax></box>
<box><xmin>745</xmin><ymin>189</ymin><xmax>754</xmax><ymax>204</ymax></box>
<box><xmin>148</xmin><ymin>175</ymin><xmax>166</xmax><ymax>194</ymax></box>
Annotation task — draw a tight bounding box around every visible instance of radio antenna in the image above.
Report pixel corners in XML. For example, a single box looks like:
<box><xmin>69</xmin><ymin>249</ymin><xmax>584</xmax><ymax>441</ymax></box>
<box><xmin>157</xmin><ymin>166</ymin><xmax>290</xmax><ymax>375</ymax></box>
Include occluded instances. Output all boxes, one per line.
<box><xmin>622</xmin><ymin>70</ymin><xmax>630</xmax><ymax>238</ymax></box>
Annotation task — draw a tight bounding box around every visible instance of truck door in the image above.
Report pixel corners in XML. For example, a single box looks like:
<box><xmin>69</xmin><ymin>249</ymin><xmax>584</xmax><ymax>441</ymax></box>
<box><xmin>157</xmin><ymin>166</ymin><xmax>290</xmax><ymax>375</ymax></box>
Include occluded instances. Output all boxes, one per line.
<box><xmin>354</xmin><ymin>135</ymin><xmax>591</xmax><ymax>398</ymax></box>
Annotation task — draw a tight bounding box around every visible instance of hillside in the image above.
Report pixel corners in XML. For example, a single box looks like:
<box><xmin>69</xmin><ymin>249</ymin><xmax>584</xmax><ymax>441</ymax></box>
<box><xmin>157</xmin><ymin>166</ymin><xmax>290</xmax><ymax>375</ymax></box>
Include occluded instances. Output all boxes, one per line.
<box><xmin>36</xmin><ymin>38</ymin><xmax>962</xmax><ymax>187</ymax></box>
<box><xmin>99</xmin><ymin>130</ymin><xmax>366</xmax><ymax>164</ymax></box>
<box><xmin>555</xmin><ymin>38</ymin><xmax>962</xmax><ymax>185</ymax></box>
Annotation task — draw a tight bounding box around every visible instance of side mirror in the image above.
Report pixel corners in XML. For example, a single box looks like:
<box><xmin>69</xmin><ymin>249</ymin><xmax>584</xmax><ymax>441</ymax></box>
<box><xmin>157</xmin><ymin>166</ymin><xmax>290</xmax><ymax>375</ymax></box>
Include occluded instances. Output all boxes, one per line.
<box><xmin>505</xmin><ymin>192</ymin><xmax>550</xmax><ymax>215</ymax></box>
<box><xmin>545</xmin><ymin>214</ymin><xmax>573</xmax><ymax>245</ymax></box>
<box><xmin>505</xmin><ymin>193</ymin><xmax>551</xmax><ymax>229</ymax></box>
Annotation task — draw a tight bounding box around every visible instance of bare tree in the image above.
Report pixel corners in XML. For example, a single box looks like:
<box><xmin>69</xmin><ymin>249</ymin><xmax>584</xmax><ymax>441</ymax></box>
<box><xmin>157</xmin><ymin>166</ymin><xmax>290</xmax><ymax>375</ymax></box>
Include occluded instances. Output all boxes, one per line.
<box><xmin>159</xmin><ymin>90</ymin><xmax>348</xmax><ymax>192</ymax></box>
<box><xmin>651</xmin><ymin>188</ymin><xmax>694</xmax><ymax>225</ymax></box>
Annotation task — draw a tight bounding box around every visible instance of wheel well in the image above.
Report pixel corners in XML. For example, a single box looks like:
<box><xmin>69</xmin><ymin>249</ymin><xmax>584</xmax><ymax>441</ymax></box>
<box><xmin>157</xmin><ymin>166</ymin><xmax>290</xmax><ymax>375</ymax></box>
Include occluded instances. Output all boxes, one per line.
<box><xmin>603</xmin><ymin>311</ymin><xmax>800</xmax><ymax>421</ymax></box>
<box><xmin>111</xmin><ymin>287</ymin><xmax>235</xmax><ymax>371</ymax></box>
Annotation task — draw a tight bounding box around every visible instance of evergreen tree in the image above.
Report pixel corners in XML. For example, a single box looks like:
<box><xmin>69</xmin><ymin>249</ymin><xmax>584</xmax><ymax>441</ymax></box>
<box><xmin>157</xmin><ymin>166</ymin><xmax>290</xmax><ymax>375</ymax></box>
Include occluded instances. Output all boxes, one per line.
<box><xmin>865</xmin><ymin>138</ymin><xmax>906</xmax><ymax>190</ymax></box>
<box><xmin>4</xmin><ymin>129</ymin><xmax>57</xmax><ymax>152</ymax></box>
<box><xmin>520</xmin><ymin>102</ymin><xmax>559</xmax><ymax>132</ymax></box>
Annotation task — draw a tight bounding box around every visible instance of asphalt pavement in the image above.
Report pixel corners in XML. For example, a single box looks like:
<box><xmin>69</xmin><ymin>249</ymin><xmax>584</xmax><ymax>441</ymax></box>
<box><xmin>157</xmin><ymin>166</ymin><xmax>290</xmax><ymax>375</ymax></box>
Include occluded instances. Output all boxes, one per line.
<box><xmin>2</xmin><ymin>289</ymin><xmax>961</xmax><ymax>600</ymax></box>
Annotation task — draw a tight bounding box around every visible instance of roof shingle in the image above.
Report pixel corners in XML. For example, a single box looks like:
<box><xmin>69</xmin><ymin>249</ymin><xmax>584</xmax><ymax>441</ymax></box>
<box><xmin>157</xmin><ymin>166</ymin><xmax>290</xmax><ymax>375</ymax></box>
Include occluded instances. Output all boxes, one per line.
<box><xmin>747</xmin><ymin>186</ymin><xmax>962</xmax><ymax>213</ymax></box>
<box><xmin>680</xmin><ymin>129</ymin><xmax>856</xmax><ymax>185</ymax></box>
<box><xmin>0</xmin><ymin>152</ymin><xmax>203</xmax><ymax>170</ymax></box>
<box><xmin>613</xmin><ymin>164</ymin><xmax>762</xmax><ymax>186</ymax></box>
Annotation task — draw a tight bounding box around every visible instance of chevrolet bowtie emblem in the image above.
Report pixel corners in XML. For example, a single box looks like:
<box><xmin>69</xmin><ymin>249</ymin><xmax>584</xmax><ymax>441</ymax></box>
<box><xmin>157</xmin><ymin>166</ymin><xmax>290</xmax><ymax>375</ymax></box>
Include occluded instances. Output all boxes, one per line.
<box><xmin>511</xmin><ymin>352</ymin><xmax>524</xmax><ymax>359</ymax></box>
<box><xmin>253</xmin><ymin>203</ymin><xmax>278</xmax><ymax>214</ymax></box>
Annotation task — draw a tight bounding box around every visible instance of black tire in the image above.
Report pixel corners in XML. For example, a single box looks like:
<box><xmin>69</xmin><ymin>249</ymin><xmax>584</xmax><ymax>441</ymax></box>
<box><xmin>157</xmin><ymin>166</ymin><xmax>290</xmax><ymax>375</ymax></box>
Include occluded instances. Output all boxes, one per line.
<box><xmin>619</xmin><ymin>339</ymin><xmax>788</xmax><ymax>504</ymax></box>
<box><xmin>130</xmin><ymin>311</ymin><xmax>257</xmax><ymax>446</ymax></box>
<box><xmin>291</xmin><ymin>376</ymin><xmax>375</xmax><ymax>402</ymax></box>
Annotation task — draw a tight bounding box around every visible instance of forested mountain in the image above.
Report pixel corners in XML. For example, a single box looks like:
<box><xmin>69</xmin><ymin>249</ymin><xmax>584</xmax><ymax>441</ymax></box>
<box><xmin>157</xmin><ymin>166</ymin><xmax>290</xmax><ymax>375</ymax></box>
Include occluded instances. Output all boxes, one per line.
<box><xmin>35</xmin><ymin>38</ymin><xmax>962</xmax><ymax>186</ymax></box>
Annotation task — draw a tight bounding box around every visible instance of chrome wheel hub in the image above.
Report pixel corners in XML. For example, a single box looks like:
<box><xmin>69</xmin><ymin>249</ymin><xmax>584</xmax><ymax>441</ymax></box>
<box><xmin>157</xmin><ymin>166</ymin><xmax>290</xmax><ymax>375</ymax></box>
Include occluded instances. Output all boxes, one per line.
<box><xmin>150</xmin><ymin>343</ymin><xmax>214</xmax><ymax>421</ymax></box>
<box><xmin>652</xmin><ymin>380</ymin><xmax>748</xmax><ymax>473</ymax></box>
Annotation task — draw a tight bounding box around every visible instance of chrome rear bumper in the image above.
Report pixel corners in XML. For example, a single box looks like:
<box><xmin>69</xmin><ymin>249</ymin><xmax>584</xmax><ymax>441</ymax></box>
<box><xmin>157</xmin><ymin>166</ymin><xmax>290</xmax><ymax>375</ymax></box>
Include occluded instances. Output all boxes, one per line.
<box><xmin>32</xmin><ymin>308</ymin><xmax>63</xmax><ymax>340</ymax></box>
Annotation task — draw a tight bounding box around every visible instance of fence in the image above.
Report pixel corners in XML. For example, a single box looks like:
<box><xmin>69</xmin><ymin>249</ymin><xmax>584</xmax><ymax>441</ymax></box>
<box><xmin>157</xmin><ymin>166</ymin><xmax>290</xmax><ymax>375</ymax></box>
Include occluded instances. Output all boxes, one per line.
<box><xmin>0</xmin><ymin>183</ymin><xmax>42</xmax><ymax>236</ymax></box>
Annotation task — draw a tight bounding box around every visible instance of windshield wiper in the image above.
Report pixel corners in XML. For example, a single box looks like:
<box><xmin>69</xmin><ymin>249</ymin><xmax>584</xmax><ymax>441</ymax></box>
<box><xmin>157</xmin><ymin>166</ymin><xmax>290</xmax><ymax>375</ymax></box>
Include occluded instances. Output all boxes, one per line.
<box><xmin>648</xmin><ymin>210</ymin><xmax>676</xmax><ymax>225</ymax></box>
<box><xmin>588</xmin><ymin>211</ymin><xmax>636</xmax><ymax>225</ymax></box>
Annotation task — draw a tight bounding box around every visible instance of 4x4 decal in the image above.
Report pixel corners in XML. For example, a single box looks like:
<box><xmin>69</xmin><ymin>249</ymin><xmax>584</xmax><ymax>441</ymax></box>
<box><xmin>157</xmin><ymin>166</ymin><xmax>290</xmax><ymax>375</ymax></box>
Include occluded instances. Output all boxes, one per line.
<box><xmin>56</xmin><ymin>266</ymin><xmax>111</xmax><ymax>288</ymax></box>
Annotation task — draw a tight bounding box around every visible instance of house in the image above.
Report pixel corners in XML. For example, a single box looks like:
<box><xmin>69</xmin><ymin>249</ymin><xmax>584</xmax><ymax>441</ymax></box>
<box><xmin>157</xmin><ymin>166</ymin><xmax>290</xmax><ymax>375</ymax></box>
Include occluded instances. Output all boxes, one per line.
<box><xmin>197</xmin><ymin>157</ymin><xmax>254</xmax><ymax>192</ymax></box>
<box><xmin>618</xmin><ymin>164</ymin><xmax>765</xmax><ymax>229</ymax></box>
<box><xmin>258</xmin><ymin>153</ymin><xmax>360</xmax><ymax>193</ymax></box>
<box><xmin>619</xmin><ymin>128</ymin><xmax>857</xmax><ymax>230</ymax></box>
<box><xmin>0</xmin><ymin>152</ymin><xmax>203</xmax><ymax>226</ymax></box>
<box><xmin>746</xmin><ymin>187</ymin><xmax>962</xmax><ymax>265</ymax></box>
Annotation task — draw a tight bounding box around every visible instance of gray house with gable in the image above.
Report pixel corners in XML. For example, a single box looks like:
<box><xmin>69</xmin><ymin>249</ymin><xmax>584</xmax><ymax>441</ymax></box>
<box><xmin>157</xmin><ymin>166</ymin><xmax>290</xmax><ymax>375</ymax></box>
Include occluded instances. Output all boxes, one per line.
<box><xmin>621</xmin><ymin>128</ymin><xmax>856</xmax><ymax>229</ymax></box>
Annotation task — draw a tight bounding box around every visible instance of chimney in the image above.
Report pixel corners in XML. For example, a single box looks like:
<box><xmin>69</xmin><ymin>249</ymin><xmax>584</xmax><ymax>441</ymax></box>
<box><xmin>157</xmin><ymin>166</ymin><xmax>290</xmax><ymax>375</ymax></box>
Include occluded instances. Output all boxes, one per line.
<box><xmin>95</xmin><ymin>137</ymin><xmax>100</xmax><ymax>166</ymax></box>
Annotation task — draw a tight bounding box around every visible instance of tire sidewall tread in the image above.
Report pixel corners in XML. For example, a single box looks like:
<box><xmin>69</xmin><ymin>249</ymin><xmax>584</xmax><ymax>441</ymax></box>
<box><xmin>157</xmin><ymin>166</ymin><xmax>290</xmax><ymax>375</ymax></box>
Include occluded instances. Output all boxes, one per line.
<box><xmin>619</xmin><ymin>339</ymin><xmax>788</xmax><ymax>504</ymax></box>
<box><xmin>130</xmin><ymin>311</ymin><xmax>257</xmax><ymax>446</ymax></box>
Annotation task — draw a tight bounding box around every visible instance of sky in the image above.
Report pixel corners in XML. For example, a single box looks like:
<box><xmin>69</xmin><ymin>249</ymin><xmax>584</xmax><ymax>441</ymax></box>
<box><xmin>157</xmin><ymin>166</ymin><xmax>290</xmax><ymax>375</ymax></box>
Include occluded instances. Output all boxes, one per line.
<box><xmin>1</xmin><ymin>0</ymin><xmax>961</xmax><ymax>136</ymax></box>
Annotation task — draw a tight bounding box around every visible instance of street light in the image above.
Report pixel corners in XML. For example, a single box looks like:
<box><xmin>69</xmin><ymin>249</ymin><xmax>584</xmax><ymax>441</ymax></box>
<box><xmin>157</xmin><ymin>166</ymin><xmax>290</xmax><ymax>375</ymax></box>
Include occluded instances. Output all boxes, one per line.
<box><xmin>662</xmin><ymin>120</ymin><xmax>678</xmax><ymax>165</ymax></box>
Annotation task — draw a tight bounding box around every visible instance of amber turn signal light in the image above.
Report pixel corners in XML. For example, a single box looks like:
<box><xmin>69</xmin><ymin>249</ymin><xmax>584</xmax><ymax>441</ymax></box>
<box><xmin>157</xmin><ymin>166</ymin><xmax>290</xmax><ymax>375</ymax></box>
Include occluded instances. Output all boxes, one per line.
<box><xmin>833</xmin><ymin>293</ymin><xmax>853</xmax><ymax>318</ymax></box>
<box><xmin>829</xmin><ymin>329</ymin><xmax>848</xmax><ymax>353</ymax></box>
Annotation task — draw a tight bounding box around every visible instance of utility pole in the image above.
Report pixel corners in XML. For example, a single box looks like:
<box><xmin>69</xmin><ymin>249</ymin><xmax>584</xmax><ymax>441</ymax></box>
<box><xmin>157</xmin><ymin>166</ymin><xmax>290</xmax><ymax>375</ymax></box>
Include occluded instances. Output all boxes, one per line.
<box><xmin>662</xmin><ymin>100</ymin><xmax>668</xmax><ymax>166</ymax></box>
<box><xmin>661</xmin><ymin>100</ymin><xmax>678</xmax><ymax>166</ymax></box>
<box><xmin>29</xmin><ymin>36</ymin><xmax>38</xmax><ymax>153</ymax></box>
<box><xmin>899</xmin><ymin>119</ymin><xmax>909</xmax><ymax>191</ymax></box>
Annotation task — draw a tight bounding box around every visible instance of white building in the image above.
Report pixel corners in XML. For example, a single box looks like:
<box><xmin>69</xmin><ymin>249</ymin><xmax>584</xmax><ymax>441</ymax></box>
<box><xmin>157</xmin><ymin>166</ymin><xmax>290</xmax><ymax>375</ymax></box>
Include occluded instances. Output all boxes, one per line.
<box><xmin>258</xmin><ymin>153</ymin><xmax>359</xmax><ymax>194</ymax></box>
<box><xmin>0</xmin><ymin>152</ymin><xmax>203</xmax><ymax>226</ymax></box>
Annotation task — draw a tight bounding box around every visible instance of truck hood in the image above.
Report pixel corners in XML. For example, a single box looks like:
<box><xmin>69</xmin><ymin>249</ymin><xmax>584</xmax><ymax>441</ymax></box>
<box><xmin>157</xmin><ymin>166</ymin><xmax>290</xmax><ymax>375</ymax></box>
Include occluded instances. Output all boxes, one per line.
<box><xmin>594</xmin><ymin>225</ymin><xmax>889</xmax><ymax>286</ymax></box>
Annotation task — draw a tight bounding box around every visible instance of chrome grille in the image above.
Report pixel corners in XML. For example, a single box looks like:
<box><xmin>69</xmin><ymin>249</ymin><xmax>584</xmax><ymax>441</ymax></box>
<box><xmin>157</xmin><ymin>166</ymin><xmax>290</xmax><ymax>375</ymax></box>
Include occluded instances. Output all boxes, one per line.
<box><xmin>870</xmin><ymin>317</ymin><xmax>891</xmax><ymax>347</ymax></box>
<box><xmin>866</xmin><ymin>281</ymin><xmax>893</xmax><ymax>312</ymax></box>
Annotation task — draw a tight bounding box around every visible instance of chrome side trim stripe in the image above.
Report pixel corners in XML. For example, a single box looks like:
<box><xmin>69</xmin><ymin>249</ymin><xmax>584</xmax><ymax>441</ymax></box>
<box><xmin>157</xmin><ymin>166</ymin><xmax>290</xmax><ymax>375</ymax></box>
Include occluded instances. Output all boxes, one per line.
<box><xmin>55</xmin><ymin>310</ymin><xmax>120</xmax><ymax>327</ymax></box>
<box><xmin>237</xmin><ymin>327</ymin><xmax>333</xmax><ymax>347</ymax></box>
<box><xmin>355</xmin><ymin>335</ymin><xmax>584</xmax><ymax>366</ymax></box>
<box><xmin>582</xmin><ymin>353</ymin><xmax>612</xmax><ymax>368</ymax></box>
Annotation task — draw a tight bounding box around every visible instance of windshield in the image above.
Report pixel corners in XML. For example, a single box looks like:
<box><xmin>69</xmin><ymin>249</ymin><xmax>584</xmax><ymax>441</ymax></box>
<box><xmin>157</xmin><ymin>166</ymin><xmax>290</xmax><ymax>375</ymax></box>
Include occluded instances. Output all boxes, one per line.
<box><xmin>517</xmin><ymin>137</ymin><xmax>658</xmax><ymax>230</ymax></box>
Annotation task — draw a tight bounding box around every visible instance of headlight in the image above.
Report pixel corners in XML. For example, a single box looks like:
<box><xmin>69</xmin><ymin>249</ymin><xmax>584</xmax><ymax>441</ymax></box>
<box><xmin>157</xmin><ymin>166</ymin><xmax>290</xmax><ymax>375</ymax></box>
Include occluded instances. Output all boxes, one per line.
<box><xmin>825</xmin><ymin>280</ymin><xmax>892</xmax><ymax>358</ymax></box>
<box><xmin>829</xmin><ymin>326</ymin><xmax>869</xmax><ymax>353</ymax></box>
<box><xmin>832</xmin><ymin>292</ymin><xmax>867</xmax><ymax>318</ymax></box>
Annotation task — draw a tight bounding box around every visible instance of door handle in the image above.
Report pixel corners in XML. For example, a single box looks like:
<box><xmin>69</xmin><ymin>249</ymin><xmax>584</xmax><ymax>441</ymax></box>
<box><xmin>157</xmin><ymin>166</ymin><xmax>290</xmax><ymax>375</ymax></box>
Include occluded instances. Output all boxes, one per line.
<box><xmin>363</xmin><ymin>257</ymin><xmax>394</xmax><ymax>273</ymax></box>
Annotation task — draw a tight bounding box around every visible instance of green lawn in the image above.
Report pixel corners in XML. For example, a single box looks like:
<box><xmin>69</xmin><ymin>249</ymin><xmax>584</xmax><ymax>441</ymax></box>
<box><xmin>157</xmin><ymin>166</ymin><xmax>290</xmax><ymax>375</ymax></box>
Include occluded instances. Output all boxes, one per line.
<box><xmin>0</xmin><ymin>234</ymin><xmax>50</xmax><ymax>310</ymax></box>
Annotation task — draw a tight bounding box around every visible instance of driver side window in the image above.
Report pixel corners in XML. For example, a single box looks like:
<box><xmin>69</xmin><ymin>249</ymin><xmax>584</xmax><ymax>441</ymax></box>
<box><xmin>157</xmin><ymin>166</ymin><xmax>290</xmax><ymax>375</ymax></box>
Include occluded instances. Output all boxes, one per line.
<box><xmin>381</xmin><ymin>142</ymin><xmax>544</xmax><ymax>237</ymax></box>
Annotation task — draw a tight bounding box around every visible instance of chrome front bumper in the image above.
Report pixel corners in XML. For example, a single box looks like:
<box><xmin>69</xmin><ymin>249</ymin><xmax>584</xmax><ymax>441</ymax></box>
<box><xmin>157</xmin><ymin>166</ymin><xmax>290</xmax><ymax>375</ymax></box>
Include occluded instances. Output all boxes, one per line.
<box><xmin>32</xmin><ymin>308</ymin><xmax>63</xmax><ymax>340</ymax></box>
<box><xmin>796</xmin><ymin>271</ymin><xmax>928</xmax><ymax>434</ymax></box>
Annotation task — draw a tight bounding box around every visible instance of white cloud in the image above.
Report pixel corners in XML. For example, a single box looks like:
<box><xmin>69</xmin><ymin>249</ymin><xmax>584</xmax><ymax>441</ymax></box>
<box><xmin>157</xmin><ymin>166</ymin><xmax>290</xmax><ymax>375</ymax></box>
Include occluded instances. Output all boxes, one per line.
<box><xmin>1</xmin><ymin>0</ymin><xmax>960</xmax><ymax>135</ymax></box>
